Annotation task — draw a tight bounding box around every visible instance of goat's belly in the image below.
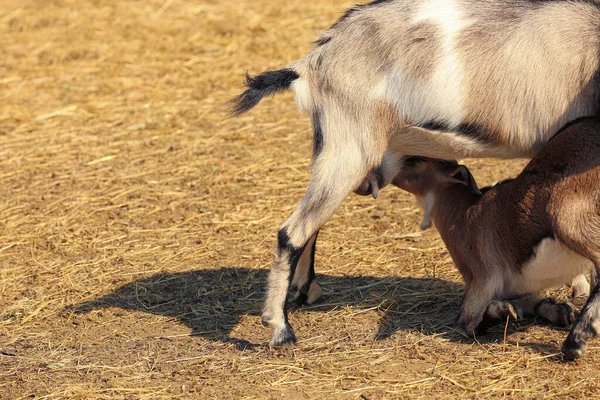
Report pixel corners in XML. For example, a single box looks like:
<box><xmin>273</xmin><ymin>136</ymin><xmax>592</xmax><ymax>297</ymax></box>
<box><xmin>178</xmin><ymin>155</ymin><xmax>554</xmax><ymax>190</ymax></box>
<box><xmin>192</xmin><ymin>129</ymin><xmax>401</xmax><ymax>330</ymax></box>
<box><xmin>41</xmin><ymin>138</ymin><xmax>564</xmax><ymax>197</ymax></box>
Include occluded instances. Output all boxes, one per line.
<box><xmin>513</xmin><ymin>238</ymin><xmax>591</xmax><ymax>294</ymax></box>
<box><xmin>388</xmin><ymin>125</ymin><xmax>538</xmax><ymax>160</ymax></box>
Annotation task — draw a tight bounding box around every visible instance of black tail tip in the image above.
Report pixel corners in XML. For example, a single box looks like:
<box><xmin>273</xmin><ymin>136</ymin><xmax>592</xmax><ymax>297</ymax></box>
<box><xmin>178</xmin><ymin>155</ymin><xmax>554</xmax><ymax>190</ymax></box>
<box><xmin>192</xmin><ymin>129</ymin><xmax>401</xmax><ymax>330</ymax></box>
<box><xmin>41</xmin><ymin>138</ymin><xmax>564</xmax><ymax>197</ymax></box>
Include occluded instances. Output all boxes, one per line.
<box><xmin>228</xmin><ymin>87</ymin><xmax>263</xmax><ymax>117</ymax></box>
<box><xmin>228</xmin><ymin>68</ymin><xmax>299</xmax><ymax>117</ymax></box>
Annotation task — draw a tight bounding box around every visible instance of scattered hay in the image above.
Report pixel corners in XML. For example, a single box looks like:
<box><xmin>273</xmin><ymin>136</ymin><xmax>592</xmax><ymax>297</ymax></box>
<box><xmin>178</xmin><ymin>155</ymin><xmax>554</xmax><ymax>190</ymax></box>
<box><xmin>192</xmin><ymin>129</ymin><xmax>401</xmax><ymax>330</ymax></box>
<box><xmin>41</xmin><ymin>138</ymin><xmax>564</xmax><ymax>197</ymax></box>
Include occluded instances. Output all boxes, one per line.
<box><xmin>1</xmin><ymin>0</ymin><xmax>598</xmax><ymax>398</ymax></box>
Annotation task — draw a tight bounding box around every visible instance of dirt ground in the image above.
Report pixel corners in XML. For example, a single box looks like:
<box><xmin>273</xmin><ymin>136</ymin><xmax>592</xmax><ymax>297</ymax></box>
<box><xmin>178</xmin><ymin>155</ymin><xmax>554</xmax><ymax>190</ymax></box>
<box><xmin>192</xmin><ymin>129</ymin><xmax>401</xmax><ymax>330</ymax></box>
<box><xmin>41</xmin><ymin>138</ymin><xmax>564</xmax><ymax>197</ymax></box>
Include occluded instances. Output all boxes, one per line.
<box><xmin>1</xmin><ymin>0</ymin><xmax>600</xmax><ymax>398</ymax></box>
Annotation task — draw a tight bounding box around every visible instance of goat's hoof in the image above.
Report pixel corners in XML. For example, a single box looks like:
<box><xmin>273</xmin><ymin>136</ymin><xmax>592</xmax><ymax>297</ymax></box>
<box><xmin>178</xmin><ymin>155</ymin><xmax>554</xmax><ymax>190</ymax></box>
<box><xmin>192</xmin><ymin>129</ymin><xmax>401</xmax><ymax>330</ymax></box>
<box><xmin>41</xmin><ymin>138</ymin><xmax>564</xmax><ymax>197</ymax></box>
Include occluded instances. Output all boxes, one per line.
<box><xmin>292</xmin><ymin>280</ymin><xmax>323</xmax><ymax>307</ymax></box>
<box><xmin>562</xmin><ymin>336</ymin><xmax>587</xmax><ymax>361</ymax></box>
<box><xmin>305</xmin><ymin>280</ymin><xmax>322</xmax><ymax>304</ymax></box>
<box><xmin>488</xmin><ymin>300</ymin><xmax>522</xmax><ymax>323</ymax></box>
<box><xmin>457</xmin><ymin>323</ymin><xmax>476</xmax><ymax>339</ymax></box>
<box><xmin>571</xmin><ymin>286</ymin><xmax>590</xmax><ymax>300</ymax></box>
<box><xmin>493</xmin><ymin>300</ymin><xmax>522</xmax><ymax>322</ymax></box>
<box><xmin>571</xmin><ymin>275</ymin><xmax>591</xmax><ymax>299</ymax></box>
<box><xmin>270</xmin><ymin>324</ymin><xmax>297</xmax><ymax>347</ymax></box>
<box><xmin>293</xmin><ymin>291</ymin><xmax>309</xmax><ymax>306</ymax></box>
<box><xmin>536</xmin><ymin>298</ymin><xmax>577</xmax><ymax>327</ymax></box>
<box><xmin>557</xmin><ymin>302</ymin><xmax>577</xmax><ymax>327</ymax></box>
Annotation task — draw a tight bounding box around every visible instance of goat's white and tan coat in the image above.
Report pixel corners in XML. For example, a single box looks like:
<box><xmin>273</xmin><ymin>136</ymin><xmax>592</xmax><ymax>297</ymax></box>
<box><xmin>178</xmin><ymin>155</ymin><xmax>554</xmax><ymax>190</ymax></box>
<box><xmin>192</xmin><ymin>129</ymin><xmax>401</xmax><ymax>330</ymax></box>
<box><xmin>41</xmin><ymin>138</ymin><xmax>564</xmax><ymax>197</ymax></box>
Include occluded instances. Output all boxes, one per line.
<box><xmin>231</xmin><ymin>0</ymin><xmax>600</xmax><ymax>346</ymax></box>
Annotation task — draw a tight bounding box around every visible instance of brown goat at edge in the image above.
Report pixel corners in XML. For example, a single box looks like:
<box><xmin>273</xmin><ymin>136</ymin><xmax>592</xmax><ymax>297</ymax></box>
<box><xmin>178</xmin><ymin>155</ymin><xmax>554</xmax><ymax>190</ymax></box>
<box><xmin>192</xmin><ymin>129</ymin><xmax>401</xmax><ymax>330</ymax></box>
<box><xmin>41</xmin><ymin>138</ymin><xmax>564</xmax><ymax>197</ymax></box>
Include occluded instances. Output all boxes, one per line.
<box><xmin>391</xmin><ymin>117</ymin><xmax>600</xmax><ymax>361</ymax></box>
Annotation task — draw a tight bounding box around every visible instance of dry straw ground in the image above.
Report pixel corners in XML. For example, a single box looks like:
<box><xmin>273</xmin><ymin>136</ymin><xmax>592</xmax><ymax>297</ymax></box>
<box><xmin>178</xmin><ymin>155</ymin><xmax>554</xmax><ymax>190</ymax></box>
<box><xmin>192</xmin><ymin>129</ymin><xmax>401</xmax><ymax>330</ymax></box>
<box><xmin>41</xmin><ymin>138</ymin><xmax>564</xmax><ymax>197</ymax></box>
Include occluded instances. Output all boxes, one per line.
<box><xmin>1</xmin><ymin>0</ymin><xmax>600</xmax><ymax>398</ymax></box>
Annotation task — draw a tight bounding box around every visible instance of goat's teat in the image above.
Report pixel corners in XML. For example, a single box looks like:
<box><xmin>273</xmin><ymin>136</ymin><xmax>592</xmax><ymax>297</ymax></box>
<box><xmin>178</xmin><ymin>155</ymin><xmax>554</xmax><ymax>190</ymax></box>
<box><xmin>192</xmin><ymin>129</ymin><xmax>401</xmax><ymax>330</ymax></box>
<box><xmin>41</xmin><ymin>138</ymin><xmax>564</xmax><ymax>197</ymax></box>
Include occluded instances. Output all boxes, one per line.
<box><xmin>354</xmin><ymin>167</ymin><xmax>385</xmax><ymax>199</ymax></box>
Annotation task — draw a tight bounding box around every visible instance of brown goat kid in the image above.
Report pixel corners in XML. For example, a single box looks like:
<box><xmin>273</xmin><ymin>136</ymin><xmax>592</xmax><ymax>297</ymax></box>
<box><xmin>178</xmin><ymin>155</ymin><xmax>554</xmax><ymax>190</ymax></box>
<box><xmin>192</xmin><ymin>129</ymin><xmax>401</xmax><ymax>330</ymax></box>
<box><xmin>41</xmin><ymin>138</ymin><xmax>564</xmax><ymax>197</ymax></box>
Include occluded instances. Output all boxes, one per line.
<box><xmin>392</xmin><ymin>117</ymin><xmax>600</xmax><ymax>361</ymax></box>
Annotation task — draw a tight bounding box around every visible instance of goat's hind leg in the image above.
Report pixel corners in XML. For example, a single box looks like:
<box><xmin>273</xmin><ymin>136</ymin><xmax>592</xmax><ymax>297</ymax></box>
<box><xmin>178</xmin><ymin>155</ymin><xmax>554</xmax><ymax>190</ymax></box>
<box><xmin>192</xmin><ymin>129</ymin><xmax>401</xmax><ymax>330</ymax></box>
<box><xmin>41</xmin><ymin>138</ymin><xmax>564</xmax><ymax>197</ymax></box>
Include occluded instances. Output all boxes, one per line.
<box><xmin>262</xmin><ymin>140</ymin><xmax>378</xmax><ymax>345</ymax></box>
<box><xmin>563</xmin><ymin>279</ymin><xmax>600</xmax><ymax>360</ymax></box>
<box><xmin>554</xmin><ymin>219</ymin><xmax>600</xmax><ymax>359</ymax></box>
<box><xmin>291</xmin><ymin>231</ymin><xmax>322</xmax><ymax>306</ymax></box>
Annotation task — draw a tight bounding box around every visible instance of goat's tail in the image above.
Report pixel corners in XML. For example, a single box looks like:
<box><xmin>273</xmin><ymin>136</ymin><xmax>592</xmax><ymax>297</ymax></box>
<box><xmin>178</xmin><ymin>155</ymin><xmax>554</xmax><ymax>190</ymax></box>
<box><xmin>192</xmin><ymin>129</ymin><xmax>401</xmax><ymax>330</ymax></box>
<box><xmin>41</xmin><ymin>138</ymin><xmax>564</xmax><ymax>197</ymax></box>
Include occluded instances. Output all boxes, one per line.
<box><xmin>229</xmin><ymin>68</ymin><xmax>300</xmax><ymax>116</ymax></box>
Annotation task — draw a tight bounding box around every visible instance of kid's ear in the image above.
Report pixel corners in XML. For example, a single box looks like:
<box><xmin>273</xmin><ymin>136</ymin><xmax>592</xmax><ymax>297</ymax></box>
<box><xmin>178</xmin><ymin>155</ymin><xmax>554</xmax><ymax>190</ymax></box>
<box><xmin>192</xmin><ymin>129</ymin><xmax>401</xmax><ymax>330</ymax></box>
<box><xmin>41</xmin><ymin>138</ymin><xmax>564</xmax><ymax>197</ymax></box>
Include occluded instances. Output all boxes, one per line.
<box><xmin>450</xmin><ymin>165</ymin><xmax>481</xmax><ymax>195</ymax></box>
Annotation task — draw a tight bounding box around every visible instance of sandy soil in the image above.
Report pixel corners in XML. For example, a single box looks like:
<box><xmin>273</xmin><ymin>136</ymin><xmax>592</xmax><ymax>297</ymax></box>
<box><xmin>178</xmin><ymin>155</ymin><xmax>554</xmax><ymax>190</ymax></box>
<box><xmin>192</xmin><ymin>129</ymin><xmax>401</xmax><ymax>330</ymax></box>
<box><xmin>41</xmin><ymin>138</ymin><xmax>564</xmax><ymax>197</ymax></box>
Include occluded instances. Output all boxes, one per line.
<box><xmin>1</xmin><ymin>0</ymin><xmax>599</xmax><ymax>398</ymax></box>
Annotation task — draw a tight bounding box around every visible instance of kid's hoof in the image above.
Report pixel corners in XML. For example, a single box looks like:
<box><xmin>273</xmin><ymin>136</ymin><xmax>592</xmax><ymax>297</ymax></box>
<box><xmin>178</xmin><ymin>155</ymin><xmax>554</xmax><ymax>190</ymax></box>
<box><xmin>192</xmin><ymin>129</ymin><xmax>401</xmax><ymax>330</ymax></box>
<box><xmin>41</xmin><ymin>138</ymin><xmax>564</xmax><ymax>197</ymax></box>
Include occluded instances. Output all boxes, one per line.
<box><xmin>536</xmin><ymin>298</ymin><xmax>577</xmax><ymax>327</ymax></box>
<box><xmin>562</xmin><ymin>336</ymin><xmax>587</xmax><ymax>361</ymax></box>
<box><xmin>292</xmin><ymin>280</ymin><xmax>323</xmax><ymax>306</ymax></box>
<box><xmin>557</xmin><ymin>302</ymin><xmax>577</xmax><ymax>327</ymax></box>
<box><xmin>489</xmin><ymin>300</ymin><xmax>522</xmax><ymax>322</ymax></box>
<box><xmin>293</xmin><ymin>291</ymin><xmax>309</xmax><ymax>306</ymax></box>
<box><xmin>571</xmin><ymin>274</ymin><xmax>591</xmax><ymax>299</ymax></box>
<box><xmin>478</xmin><ymin>300</ymin><xmax>522</xmax><ymax>334</ymax></box>
<box><xmin>502</xmin><ymin>302</ymin><xmax>522</xmax><ymax>322</ymax></box>
<box><xmin>457</xmin><ymin>323</ymin><xmax>476</xmax><ymax>339</ymax></box>
<box><xmin>562</xmin><ymin>343</ymin><xmax>586</xmax><ymax>361</ymax></box>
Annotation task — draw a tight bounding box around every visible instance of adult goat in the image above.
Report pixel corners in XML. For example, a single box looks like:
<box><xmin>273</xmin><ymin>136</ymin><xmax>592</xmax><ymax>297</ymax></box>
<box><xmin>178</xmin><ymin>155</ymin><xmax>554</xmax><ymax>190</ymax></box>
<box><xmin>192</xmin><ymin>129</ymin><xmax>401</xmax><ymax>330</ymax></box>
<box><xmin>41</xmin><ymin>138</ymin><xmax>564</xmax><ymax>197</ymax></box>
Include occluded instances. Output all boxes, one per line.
<box><xmin>231</xmin><ymin>0</ymin><xmax>600</xmax><ymax>345</ymax></box>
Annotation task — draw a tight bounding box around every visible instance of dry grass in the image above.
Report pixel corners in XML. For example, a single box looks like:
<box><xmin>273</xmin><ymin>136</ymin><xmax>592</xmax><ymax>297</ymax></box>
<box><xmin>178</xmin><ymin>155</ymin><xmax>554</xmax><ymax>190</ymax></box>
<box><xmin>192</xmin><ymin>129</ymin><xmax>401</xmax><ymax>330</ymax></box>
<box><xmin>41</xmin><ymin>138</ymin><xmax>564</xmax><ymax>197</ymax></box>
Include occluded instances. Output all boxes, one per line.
<box><xmin>1</xmin><ymin>0</ymin><xmax>600</xmax><ymax>398</ymax></box>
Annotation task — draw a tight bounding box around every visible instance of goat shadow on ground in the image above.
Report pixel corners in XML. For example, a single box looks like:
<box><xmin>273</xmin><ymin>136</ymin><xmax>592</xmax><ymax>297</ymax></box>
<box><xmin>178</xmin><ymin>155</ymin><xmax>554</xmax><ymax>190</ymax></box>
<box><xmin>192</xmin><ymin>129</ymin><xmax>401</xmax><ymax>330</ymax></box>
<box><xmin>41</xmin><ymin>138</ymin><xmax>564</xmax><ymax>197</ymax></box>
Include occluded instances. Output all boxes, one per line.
<box><xmin>70</xmin><ymin>267</ymin><xmax>542</xmax><ymax>349</ymax></box>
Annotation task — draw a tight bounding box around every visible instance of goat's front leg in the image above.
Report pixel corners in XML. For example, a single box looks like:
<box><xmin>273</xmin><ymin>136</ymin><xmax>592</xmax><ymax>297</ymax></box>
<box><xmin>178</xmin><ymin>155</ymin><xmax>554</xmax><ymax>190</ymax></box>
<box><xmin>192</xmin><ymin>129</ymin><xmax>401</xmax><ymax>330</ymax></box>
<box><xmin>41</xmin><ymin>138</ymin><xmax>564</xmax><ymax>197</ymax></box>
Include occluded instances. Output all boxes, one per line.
<box><xmin>458</xmin><ymin>278</ymin><xmax>499</xmax><ymax>337</ymax></box>
<box><xmin>476</xmin><ymin>300</ymin><xmax>523</xmax><ymax>335</ymax></box>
